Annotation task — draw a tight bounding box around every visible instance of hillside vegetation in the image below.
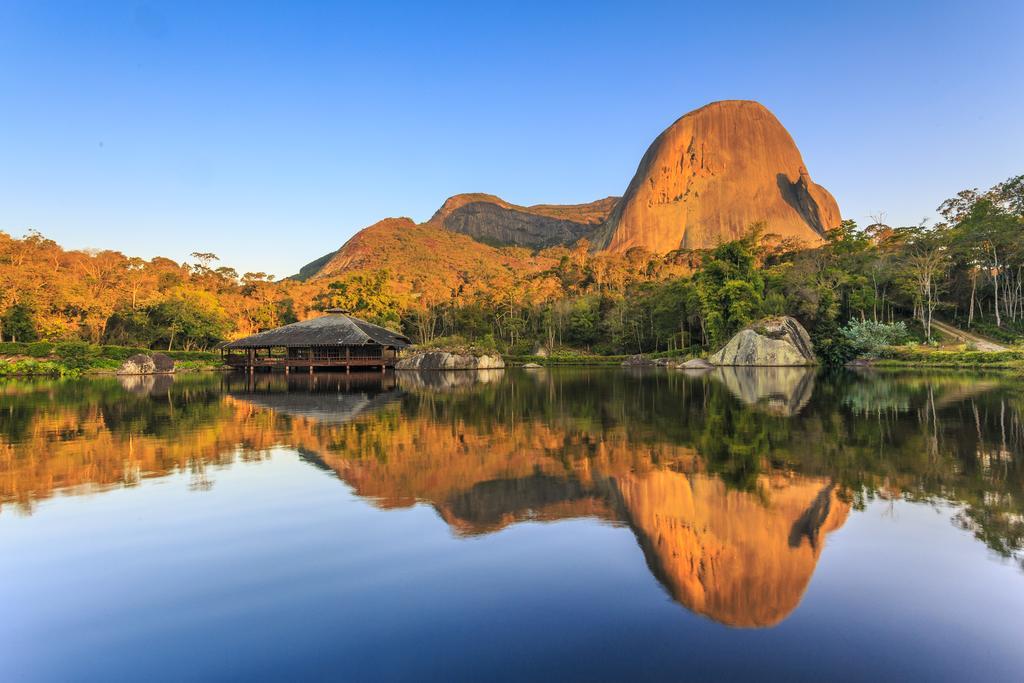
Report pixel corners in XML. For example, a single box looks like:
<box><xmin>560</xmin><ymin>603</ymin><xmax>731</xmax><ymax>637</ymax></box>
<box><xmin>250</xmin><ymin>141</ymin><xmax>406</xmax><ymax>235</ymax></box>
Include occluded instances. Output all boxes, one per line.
<box><xmin>1</xmin><ymin>174</ymin><xmax>1021</xmax><ymax>367</ymax></box>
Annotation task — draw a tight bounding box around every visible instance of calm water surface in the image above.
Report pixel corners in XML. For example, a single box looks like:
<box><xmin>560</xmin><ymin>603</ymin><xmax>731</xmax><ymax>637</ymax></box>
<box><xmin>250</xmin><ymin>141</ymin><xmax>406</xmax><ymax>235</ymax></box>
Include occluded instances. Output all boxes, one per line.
<box><xmin>2</xmin><ymin>367</ymin><xmax>1023</xmax><ymax>681</ymax></box>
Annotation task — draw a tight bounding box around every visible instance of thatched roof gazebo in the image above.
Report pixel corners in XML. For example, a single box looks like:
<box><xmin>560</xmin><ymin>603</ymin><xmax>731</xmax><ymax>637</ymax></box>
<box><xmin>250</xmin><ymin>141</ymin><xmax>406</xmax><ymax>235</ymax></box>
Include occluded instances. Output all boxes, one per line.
<box><xmin>222</xmin><ymin>309</ymin><xmax>410</xmax><ymax>373</ymax></box>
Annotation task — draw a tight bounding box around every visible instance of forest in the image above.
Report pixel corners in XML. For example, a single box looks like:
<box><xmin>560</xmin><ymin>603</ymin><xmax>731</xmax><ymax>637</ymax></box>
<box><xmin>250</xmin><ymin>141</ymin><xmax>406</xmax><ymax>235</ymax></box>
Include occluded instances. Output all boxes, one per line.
<box><xmin>1</xmin><ymin>174</ymin><xmax>1021</xmax><ymax>363</ymax></box>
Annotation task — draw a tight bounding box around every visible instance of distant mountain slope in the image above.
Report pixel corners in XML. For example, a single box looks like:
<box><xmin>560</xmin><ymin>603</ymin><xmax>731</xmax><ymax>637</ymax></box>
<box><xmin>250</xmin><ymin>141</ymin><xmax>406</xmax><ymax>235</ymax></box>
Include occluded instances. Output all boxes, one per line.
<box><xmin>309</xmin><ymin>217</ymin><xmax>559</xmax><ymax>300</ymax></box>
<box><xmin>427</xmin><ymin>193</ymin><xmax>618</xmax><ymax>248</ymax></box>
<box><xmin>591</xmin><ymin>100</ymin><xmax>840</xmax><ymax>253</ymax></box>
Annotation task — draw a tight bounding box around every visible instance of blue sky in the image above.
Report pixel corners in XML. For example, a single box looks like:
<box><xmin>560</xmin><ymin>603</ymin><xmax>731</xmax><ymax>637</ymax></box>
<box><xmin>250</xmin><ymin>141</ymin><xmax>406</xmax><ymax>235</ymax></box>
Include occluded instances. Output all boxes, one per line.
<box><xmin>1</xmin><ymin>1</ymin><xmax>1021</xmax><ymax>277</ymax></box>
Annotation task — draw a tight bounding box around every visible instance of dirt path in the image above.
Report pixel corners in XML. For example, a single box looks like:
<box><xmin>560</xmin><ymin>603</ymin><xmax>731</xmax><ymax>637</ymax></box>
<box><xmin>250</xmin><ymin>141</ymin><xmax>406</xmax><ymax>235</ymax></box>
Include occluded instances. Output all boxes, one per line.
<box><xmin>930</xmin><ymin>320</ymin><xmax>1009</xmax><ymax>352</ymax></box>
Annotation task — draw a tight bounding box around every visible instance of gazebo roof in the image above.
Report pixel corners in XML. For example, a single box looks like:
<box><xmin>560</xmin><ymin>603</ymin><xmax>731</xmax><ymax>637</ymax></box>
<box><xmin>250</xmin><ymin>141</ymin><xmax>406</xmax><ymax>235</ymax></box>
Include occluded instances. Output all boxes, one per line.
<box><xmin>223</xmin><ymin>312</ymin><xmax>411</xmax><ymax>349</ymax></box>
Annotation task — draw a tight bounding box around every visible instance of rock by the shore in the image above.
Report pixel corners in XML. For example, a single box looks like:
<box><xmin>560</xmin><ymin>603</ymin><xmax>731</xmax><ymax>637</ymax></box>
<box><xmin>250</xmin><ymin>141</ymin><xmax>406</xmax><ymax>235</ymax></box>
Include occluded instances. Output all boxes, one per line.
<box><xmin>396</xmin><ymin>351</ymin><xmax>505</xmax><ymax>371</ymax></box>
<box><xmin>522</xmin><ymin>362</ymin><xmax>543</xmax><ymax>369</ymax></box>
<box><xmin>151</xmin><ymin>353</ymin><xmax>176</xmax><ymax>373</ymax></box>
<box><xmin>709</xmin><ymin>316</ymin><xmax>816</xmax><ymax>366</ymax></box>
<box><xmin>679</xmin><ymin>358</ymin><xmax>714</xmax><ymax>370</ymax></box>
<box><xmin>622</xmin><ymin>355</ymin><xmax>653</xmax><ymax>367</ymax></box>
<box><xmin>116</xmin><ymin>352</ymin><xmax>176</xmax><ymax>375</ymax></box>
<box><xmin>117</xmin><ymin>353</ymin><xmax>156</xmax><ymax>375</ymax></box>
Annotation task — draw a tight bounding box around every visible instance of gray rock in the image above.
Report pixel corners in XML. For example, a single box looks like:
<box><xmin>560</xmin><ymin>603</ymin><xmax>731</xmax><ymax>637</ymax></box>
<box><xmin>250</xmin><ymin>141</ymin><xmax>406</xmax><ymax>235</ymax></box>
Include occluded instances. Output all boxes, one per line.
<box><xmin>621</xmin><ymin>355</ymin><xmax>654</xmax><ymax>367</ymax></box>
<box><xmin>117</xmin><ymin>353</ymin><xmax>156</xmax><ymax>375</ymax></box>
<box><xmin>396</xmin><ymin>351</ymin><xmax>505</xmax><ymax>371</ymax></box>
<box><xmin>522</xmin><ymin>362</ymin><xmax>543</xmax><ymax>369</ymax></box>
<box><xmin>679</xmin><ymin>358</ymin><xmax>714</xmax><ymax>370</ymax></box>
<box><xmin>709</xmin><ymin>316</ymin><xmax>816</xmax><ymax>366</ymax></box>
<box><xmin>151</xmin><ymin>352</ymin><xmax>176</xmax><ymax>374</ymax></box>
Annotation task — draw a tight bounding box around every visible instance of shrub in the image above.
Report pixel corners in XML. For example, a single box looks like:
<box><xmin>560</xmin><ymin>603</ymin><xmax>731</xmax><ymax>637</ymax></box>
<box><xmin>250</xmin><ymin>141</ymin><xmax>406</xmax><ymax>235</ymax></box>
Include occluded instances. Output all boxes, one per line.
<box><xmin>0</xmin><ymin>342</ymin><xmax>25</xmax><ymax>355</ymax></box>
<box><xmin>0</xmin><ymin>359</ymin><xmax>70</xmax><ymax>377</ymax></box>
<box><xmin>841</xmin><ymin>320</ymin><xmax>911</xmax><ymax>357</ymax></box>
<box><xmin>26</xmin><ymin>342</ymin><xmax>55</xmax><ymax>357</ymax></box>
<box><xmin>810</xmin><ymin>319</ymin><xmax>856</xmax><ymax>367</ymax></box>
<box><xmin>99</xmin><ymin>345</ymin><xmax>149</xmax><ymax>360</ymax></box>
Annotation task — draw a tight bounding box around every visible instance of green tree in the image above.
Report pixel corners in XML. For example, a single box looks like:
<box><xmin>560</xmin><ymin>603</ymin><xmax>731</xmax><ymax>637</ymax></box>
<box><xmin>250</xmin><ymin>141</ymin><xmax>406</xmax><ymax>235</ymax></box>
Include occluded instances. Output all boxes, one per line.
<box><xmin>695</xmin><ymin>233</ymin><xmax>765</xmax><ymax>347</ymax></box>
<box><xmin>2</xmin><ymin>303</ymin><xmax>39</xmax><ymax>342</ymax></box>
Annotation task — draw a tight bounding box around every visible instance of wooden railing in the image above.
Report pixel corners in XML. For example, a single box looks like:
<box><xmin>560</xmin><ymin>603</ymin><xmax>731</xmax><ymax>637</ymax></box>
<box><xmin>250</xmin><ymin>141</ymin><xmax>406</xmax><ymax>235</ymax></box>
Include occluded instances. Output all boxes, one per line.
<box><xmin>223</xmin><ymin>356</ymin><xmax>394</xmax><ymax>368</ymax></box>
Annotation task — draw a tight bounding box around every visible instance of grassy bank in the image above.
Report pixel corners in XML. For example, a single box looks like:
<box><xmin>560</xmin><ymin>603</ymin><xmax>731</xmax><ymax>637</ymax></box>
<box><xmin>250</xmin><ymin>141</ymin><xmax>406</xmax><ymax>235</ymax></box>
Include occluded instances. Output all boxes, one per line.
<box><xmin>504</xmin><ymin>349</ymin><xmax>694</xmax><ymax>366</ymax></box>
<box><xmin>871</xmin><ymin>346</ymin><xmax>1024</xmax><ymax>369</ymax></box>
<box><xmin>0</xmin><ymin>342</ymin><xmax>223</xmax><ymax>377</ymax></box>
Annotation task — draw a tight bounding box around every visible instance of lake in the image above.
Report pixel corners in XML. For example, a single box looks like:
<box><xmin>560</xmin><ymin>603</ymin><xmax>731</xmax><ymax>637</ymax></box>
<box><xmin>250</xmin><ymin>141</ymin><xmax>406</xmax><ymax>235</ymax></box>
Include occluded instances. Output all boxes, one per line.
<box><xmin>2</xmin><ymin>367</ymin><xmax>1023</xmax><ymax>681</ymax></box>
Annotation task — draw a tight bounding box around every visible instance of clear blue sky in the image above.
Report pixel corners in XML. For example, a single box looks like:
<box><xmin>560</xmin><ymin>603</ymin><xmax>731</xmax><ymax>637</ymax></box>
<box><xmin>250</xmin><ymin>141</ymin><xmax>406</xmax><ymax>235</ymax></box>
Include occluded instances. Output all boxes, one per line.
<box><xmin>2</xmin><ymin>1</ymin><xmax>1021</xmax><ymax>277</ymax></box>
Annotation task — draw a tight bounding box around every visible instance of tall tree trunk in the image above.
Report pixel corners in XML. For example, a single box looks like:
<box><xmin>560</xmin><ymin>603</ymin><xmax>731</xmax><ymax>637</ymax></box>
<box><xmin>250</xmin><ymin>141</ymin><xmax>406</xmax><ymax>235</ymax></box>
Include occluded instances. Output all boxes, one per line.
<box><xmin>992</xmin><ymin>246</ymin><xmax>1002</xmax><ymax>327</ymax></box>
<box><xmin>968</xmin><ymin>272</ymin><xmax>977</xmax><ymax>327</ymax></box>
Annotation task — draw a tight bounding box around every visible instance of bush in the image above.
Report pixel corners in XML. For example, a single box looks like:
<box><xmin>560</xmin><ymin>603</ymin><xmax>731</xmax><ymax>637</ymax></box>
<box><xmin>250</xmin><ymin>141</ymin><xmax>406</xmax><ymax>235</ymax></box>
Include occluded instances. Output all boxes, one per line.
<box><xmin>841</xmin><ymin>320</ymin><xmax>911</xmax><ymax>357</ymax></box>
<box><xmin>0</xmin><ymin>359</ymin><xmax>71</xmax><ymax>377</ymax></box>
<box><xmin>98</xmin><ymin>345</ymin><xmax>150</xmax><ymax>360</ymax></box>
<box><xmin>26</xmin><ymin>342</ymin><xmax>55</xmax><ymax>357</ymax></box>
<box><xmin>810</xmin><ymin>320</ymin><xmax>856</xmax><ymax>367</ymax></box>
<box><xmin>0</xmin><ymin>342</ymin><xmax>25</xmax><ymax>355</ymax></box>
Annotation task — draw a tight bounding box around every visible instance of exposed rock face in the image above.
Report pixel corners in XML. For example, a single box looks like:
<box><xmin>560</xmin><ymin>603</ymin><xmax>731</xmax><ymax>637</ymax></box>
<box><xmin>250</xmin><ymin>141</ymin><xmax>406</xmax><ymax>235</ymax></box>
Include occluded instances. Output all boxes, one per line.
<box><xmin>116</xmin><ymin>352</ymin><xmax>176</xmax><ymax>374</ymax></box>
<box><xmin>151</xmin><ymin>353</ymin><xmax>175</xmax><ymax>373</ymax></box>
<box><xmin>116</xmin><ymin>352</ymin><xmax>175</xmax><ymax>375</ymax></box>
<box><xmin>428</xmin><ymin>193</ymin><xmax>617</xmax><ymax>248</ymax></box>
<box><xmin>710</xmin><ymin>316</ymin><xmax>816</xmax><ymax>366</ymax></box>
<box><xmin>396</xmin><ymin>351</ymin><xmax>505</xmax><ymax>371</ymax></box>
<box><xmin>591</xmin><ymin>100</ymin><xmax>841</xmax><ymax>254</ymax></box>
<box><xmin>116</xmin><ymin>353</ymin><xmax>156</xmax><ymax>375</ymax></box>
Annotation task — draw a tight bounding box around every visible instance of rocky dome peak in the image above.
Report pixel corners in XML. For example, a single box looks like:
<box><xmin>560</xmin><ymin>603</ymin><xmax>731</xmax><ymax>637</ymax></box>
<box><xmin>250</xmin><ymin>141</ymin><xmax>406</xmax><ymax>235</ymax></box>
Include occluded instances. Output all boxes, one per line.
<box><xmin>591</xmin><ymin>100</ymin><xmax>841</xmax><ymax>254</ymax></box>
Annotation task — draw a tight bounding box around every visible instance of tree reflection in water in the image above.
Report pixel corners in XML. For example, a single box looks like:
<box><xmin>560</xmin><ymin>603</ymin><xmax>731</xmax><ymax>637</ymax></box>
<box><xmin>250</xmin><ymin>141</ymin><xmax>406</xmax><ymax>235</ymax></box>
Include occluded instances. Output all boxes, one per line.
<box><xmin>1</xmin><ymin>367</ymin><xmax>1022</xmax><ymax>626</ymax></box>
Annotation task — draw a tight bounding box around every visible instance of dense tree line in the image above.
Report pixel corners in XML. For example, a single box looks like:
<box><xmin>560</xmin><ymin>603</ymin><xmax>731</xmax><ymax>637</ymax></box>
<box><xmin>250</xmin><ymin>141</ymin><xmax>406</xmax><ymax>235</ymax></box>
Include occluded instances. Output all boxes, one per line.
<box><xmin>0</xmin><ymin>238</ymin><xmax>323</xmax><ymax>349</ymax></box>
<box><xmin>2</xmin><ymin>174</ymin><xmax>1020</xmax><ymax>355</ymax></box>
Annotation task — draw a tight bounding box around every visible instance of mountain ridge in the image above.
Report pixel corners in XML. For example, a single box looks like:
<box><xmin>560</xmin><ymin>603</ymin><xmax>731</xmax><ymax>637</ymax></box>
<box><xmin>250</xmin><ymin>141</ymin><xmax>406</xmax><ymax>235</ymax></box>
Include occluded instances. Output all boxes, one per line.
<box><xmin>293</xmin><ymin>100</ymin><xmax>839</xmax><ymax>283</ymax></box>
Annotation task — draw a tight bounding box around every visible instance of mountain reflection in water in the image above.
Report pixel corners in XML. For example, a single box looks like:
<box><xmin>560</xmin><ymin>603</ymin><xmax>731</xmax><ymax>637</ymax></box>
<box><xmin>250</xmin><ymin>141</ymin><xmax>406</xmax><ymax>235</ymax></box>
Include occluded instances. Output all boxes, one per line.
<box><xmin>2</xmin><ymin>367</ymin><xmax>1023</xmax><ymax>629</ymax></box>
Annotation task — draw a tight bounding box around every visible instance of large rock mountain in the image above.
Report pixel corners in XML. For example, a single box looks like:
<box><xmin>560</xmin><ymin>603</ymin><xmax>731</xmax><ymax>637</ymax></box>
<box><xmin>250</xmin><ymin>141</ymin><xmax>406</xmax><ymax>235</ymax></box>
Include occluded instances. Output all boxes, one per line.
<box><xmin>294</xmin><ymin>100</ymin><xmax>840</xmax><ymax>282</ymax></box>
<box><xmin>590</xmin><ymin>100</ymin><xmax>840</xmax><ymax>253</ymax></box>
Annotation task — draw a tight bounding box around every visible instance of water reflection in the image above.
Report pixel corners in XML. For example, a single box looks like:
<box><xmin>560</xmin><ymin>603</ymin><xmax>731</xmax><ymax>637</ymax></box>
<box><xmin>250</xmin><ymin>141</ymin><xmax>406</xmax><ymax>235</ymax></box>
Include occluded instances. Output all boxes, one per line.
<box><xmin>709</xmin><ymin>366</ymin><xmax>816</xmax><ymax>416</ymax></box>
<box><xmin>1</xmin><ymin>368</ymin><xmax>1022</xmax><ymax>628</ymax></box>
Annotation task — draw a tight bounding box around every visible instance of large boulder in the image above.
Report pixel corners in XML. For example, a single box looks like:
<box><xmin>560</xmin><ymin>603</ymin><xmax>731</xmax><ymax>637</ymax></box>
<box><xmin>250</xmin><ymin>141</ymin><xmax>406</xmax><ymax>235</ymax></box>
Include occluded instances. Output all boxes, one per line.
<box><xmin>116</xmin><ymin>353</ymin><xmax>156</xmax><ymax>375</ymax></box>
<box><xmin>396</xmin><ymin>351</ymin><xmax>505</xmax><ymax>371</ymax></box>
<box><xmin>116</xmin><ymin>352</ymin><xmax>176</xmax><ymax>375</ymax></box>
<box><xmin>151</xmin><ymin>353</ymin><xmax>176</xmax><ymax>374</ymax></box>
<box><xmin>709</xmin><ymin>316</ymin><xmax>816</xmax><ymax>366</ymax></box>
